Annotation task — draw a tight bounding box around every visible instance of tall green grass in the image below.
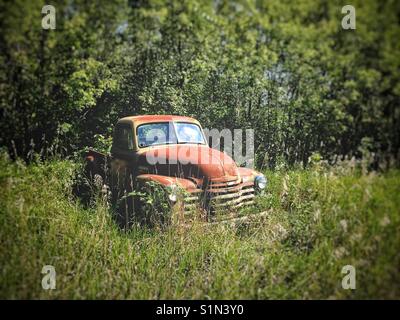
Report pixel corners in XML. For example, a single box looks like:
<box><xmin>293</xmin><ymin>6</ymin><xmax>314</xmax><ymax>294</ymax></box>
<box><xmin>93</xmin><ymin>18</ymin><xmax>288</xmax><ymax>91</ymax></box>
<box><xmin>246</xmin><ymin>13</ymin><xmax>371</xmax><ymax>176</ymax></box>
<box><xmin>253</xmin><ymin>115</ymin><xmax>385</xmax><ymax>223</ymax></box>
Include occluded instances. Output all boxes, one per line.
<box><xmin>0</xmin><ymin>153</ymin><xmax>399</xmax><ymax>299</ymax></box>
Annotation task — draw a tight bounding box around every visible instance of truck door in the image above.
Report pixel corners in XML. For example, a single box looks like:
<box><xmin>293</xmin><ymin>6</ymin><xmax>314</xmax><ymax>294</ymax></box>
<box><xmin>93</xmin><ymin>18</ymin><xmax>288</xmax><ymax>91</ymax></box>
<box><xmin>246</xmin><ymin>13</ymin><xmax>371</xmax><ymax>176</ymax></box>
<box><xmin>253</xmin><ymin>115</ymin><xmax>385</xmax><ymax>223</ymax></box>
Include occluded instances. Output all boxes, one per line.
<box><xmin>110</xmin><ymin>123</ymin><xmax>136</xmax><ymax>195</ymax></box>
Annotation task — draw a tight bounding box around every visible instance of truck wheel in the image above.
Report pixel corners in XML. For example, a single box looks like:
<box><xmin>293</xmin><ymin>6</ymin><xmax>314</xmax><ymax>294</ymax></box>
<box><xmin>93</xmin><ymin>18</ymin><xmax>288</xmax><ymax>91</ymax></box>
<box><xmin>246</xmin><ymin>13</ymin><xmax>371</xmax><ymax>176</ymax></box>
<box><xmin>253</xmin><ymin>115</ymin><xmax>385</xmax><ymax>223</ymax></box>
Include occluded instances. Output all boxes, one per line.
<box><xmin>115</xmin><ymin>192</ymin><xmax>136</xmax><ymax>229</ymax></box>
<box><xmin>135</xmin><ymin>182</ymin><xmax>172</xmax><ymax>227</ymax></box>
<box><xmin>114</xmin><ymin>174</ymin><xmax>137</xmax><ymax>229</ymax></box>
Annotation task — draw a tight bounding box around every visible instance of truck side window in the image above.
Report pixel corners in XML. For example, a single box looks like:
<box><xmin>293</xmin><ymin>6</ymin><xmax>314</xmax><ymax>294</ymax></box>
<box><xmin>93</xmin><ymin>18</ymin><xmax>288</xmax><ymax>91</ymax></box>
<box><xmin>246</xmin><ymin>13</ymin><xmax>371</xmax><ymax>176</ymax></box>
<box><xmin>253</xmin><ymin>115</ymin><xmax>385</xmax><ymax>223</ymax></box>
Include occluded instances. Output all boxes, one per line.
<box><xmin>114</xmin><ymin>125</ymin><xmax>134</xmax><ymax>151</ymax></box>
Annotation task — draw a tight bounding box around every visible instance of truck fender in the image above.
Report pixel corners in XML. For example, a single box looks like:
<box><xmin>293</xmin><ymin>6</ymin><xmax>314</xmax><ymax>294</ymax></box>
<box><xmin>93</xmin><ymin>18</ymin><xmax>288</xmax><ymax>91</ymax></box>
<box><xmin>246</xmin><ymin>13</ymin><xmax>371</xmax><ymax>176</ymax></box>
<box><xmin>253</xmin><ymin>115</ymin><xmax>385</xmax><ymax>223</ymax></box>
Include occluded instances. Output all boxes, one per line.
<box><xmin>135</xmin><ymin>174</ymin><xmax>198</xmax><ymax>190</ymax></box>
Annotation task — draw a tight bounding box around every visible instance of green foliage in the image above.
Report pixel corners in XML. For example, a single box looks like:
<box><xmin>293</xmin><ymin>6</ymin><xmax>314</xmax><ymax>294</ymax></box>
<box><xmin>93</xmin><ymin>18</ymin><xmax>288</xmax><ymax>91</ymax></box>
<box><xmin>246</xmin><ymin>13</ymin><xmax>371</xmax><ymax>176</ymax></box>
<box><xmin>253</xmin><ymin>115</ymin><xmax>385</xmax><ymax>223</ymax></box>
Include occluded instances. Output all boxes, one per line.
<box><xmin>93</xmin><ymin>134</ymin><xmax>113</xmax><ymax>154</ymax></box>
<box><xmin>131</xmin><ymin>181</ymin><xmax>172</xmax><ymax>226</ymax></box>
<box><xmin>1</xmin><ymin>155</ymin><xmax>399</xmax><ymax>299</ymax></box>
<box><xmin>0</xmin><ymin>0</ymin><xmax>399</xmax><ymax>168</ymax></box>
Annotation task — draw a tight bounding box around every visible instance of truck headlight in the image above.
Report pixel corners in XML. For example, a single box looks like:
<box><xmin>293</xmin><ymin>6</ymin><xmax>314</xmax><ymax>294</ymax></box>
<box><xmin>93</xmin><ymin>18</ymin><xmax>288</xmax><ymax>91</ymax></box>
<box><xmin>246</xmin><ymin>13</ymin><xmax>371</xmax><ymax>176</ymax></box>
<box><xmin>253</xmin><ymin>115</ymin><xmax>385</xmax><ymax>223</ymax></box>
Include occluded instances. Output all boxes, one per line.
<box><xmin>255</xmin><ymin>175</ymin><xmax>267</xmax><ymax>191</ymax></box>
<box><xmin>167</xmin><ymin>185</ymin><xmax>178</xmax><ymax>202</ymax></box>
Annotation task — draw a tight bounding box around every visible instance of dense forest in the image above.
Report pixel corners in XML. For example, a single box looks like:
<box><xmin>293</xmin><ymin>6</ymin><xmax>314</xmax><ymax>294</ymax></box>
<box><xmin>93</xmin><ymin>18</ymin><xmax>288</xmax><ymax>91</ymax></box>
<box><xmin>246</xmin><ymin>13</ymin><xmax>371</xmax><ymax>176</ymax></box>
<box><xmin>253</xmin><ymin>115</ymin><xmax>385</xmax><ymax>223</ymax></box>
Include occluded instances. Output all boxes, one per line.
<box><xmin>1</xmin><ymin>0</ymin><xmax>399</xmax><ymax>168</ymax></box>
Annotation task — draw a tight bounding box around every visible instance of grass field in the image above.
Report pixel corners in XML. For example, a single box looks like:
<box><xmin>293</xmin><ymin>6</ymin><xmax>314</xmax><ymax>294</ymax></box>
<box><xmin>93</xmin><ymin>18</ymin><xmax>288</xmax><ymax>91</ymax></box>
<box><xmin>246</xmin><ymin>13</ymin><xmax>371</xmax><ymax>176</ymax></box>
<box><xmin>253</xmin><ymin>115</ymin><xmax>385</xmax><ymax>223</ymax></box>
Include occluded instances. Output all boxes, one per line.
<box><xmin>1</xmin><ymin>152</ymin><xmax>399</xmax><ymax>299</ymax></box>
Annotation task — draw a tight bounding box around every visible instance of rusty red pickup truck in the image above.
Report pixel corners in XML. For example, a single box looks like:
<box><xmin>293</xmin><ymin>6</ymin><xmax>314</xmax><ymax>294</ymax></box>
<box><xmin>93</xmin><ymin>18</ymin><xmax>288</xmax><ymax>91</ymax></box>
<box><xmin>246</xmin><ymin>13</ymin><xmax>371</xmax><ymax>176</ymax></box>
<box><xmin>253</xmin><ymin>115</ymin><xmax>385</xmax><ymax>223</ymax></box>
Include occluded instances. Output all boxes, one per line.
<box><xmin>85</xmin><ymin>115</ymin><xmax>267</xmax><ymax>225</ymax></box>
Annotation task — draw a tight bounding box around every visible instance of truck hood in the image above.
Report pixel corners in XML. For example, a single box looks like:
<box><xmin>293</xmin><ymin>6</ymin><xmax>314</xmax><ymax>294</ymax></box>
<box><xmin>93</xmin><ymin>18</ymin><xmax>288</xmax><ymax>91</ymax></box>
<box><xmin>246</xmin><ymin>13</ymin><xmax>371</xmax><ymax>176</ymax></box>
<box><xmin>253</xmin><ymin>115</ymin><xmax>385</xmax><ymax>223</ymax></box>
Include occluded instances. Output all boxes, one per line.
<box><xmin>137</xmin><ymin>144</ymin><xmax>239</xmax><ymax>180</ymax></box>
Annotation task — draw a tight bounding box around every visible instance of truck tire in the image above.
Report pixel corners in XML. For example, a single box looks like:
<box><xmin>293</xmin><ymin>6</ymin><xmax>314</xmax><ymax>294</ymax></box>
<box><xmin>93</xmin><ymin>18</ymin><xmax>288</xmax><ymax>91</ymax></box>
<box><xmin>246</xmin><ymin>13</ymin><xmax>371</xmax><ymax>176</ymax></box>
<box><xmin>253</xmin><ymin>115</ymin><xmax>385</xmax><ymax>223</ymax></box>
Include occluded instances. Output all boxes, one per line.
<box><xmin>114</xmin><ymin>173</ymin><xmax>137</xmax><ymax>229</ymax></box>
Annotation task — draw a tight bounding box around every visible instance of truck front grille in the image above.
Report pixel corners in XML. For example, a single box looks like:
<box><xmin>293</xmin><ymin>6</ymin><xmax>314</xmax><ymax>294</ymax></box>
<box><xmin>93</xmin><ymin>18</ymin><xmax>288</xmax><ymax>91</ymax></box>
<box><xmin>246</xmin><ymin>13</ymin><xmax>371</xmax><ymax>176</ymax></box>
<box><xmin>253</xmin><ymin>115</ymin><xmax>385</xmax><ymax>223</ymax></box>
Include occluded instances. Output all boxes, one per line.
<box><xmin>182</xmin><ymin>178</ymin><xmax>255</xmax><ymax>215</ymax></box>
<box><xmin>206</xmin><ymin>179</ymin><xmax>255</xmax><ymax>210</ymax></box>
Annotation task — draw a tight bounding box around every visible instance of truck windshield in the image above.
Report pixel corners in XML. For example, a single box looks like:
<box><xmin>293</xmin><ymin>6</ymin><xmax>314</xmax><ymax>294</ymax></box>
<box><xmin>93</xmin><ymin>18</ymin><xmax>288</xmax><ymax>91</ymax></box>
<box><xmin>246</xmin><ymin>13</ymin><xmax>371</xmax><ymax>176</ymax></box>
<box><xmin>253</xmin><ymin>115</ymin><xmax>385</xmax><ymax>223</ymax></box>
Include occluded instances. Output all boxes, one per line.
<box><xmin>137</xmin><ymin>122</ymin><xmax>205</xmax><ymax>148</ymax></box>
<box><xmin>175</xmin><ymin>123</ymin><xmax>205</xmax><ymax>144</ymax></box>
